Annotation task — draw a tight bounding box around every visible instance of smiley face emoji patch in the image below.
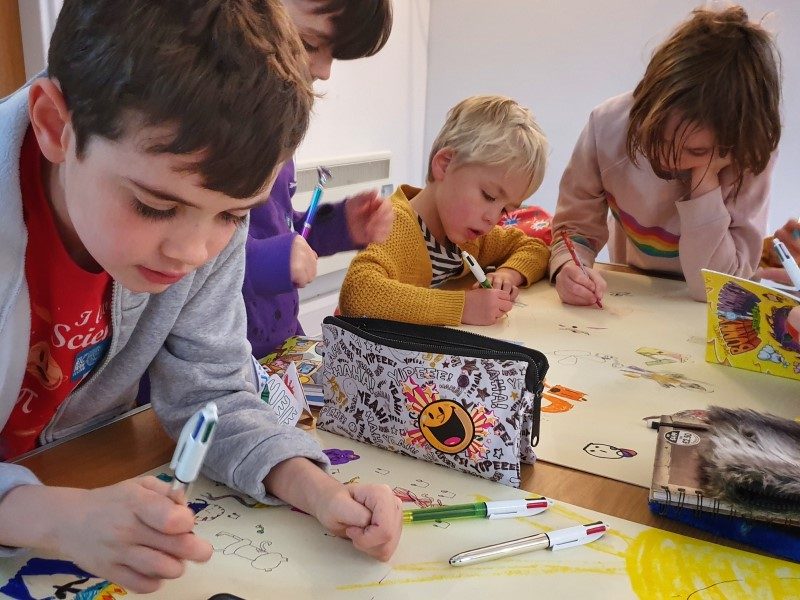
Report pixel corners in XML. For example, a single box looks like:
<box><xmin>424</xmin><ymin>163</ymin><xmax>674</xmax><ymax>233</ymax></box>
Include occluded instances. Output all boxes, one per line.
<box><xmin>402</xmin><ymin>376</ymin><xmax>497</xmax><ymax>460</ymax></box>
<box><xmin>418</xmin><ymin>399</ymin><xmax>475</xmax><ymax>454</ymax></box>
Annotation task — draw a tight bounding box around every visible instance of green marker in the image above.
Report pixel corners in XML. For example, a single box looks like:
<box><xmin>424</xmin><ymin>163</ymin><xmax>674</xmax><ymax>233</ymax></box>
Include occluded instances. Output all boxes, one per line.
<box><xmin>403</xmin><ymin>497</ymin><xmax>553</xmax><ymax>524</ymax></box>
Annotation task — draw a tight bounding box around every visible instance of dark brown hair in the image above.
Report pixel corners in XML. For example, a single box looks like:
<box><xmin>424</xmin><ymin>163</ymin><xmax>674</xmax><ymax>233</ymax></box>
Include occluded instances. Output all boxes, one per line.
<box><xmin>48</xmin><ymin>0</ymin><xmax>314</xmax><ymax>199</ymax></box>
<box><xmin>627</xmin><ymin>5</ymin><xmax>781</xmax><ymax>194</ymax></box>
<box><xmin>312</xmin><ymin>0</ymin><xmax>392</xmax><ymax>60</ymax></box>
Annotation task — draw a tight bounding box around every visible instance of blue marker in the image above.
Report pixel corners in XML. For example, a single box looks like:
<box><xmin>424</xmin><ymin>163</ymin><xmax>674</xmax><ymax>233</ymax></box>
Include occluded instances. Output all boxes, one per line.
<box><xmin>301</xmin><ymin>166</ymin><xmax>332</xmax><ymax>240</ymax></box>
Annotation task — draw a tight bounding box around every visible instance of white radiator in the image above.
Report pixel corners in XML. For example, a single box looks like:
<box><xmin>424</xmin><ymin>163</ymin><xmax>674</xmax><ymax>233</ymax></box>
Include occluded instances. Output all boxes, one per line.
<box><xmin>293</xmin><ymin>152</ymin><xmax>392</xmax><ymax>295</ymax></box>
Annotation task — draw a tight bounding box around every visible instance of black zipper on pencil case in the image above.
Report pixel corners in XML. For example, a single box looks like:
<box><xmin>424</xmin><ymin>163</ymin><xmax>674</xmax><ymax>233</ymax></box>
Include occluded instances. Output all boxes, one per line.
<box><xmin>323</xmin><ymin>316</ymin><xmax>547</xmax><ymax>389</ymax></box>
<box><xmin>323</xmin><ymin>316</ymin><xmax>547</xmax><ymax>445</ymax></box>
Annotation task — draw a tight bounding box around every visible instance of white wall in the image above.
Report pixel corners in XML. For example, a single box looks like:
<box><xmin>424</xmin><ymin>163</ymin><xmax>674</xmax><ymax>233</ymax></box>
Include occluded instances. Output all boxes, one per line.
<box><xmin>18</xmin><ymin>0</ymin><xmax>62</xmax><ymax>79</ymax></box>
<box><xmin>425</xmin><ymin>0</ymin><xmax>799</xmax><ymax>235</ymax></box>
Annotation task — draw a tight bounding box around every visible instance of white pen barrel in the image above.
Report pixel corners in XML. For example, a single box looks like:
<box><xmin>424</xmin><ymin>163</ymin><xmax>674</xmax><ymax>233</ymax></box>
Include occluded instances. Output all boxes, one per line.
<box><xmin>449</xmin><ymin>533</ymin><xmax>550</xmax><ymax>566</ymax></box>
<box><xmin>783</xmin><ymin>258</ymin><xmax>800</xmax><ymax>288</ymax></box>
<box><xmin>773</xmin><ymin>239</ymin><xmax>800</xmax><ymax>288</ymax></box>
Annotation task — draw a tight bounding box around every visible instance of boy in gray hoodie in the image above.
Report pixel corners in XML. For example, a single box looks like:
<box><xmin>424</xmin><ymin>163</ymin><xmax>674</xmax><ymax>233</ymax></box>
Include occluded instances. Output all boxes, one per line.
<box><xmin>0</xmin><ymin>0</ymin><xmax>401</xmax><ymax>593</ymax></box>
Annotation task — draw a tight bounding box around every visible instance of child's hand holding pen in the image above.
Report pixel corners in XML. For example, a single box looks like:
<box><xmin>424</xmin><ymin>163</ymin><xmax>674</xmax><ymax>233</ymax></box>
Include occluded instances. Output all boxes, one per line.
<box><xmin>555</xmin><ymin>233</ymin><xmax>607</xmax><ymax>307</ymax></box>
<box><xmin>475</xmin><ymin>268</ymin><xmax>524</xmax><ymax>302</ymax></box>
<box><xmin>461</xmin><ymin>251</ymin><xmax>516</xmax><ymax>324</ymax></box>
<box><xmin>774</xmin><ymin>218</ymin><xmax>800</xmax><ymax>262</ymax></box>
<box><xmin>1</xmin><ymin>477</ymin><xmax>213</xmax><ymax>594</ymax></box>
<box><xmin>290</xmin><ymin>235</ymin><xmax>318</xmax><ymax>288</ymax></box>
<box><xmin>462</xmin><ymin>288</ymin><xmax>513</xmax><ymax>325</ymax></box>
<box><xmin>555</xmin><ymin>261</ymin><xmax>607</xmax><ymax>307</ymax></box>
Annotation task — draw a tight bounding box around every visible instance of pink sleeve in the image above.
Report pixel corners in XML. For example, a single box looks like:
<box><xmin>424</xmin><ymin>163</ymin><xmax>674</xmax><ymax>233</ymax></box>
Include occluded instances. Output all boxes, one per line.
<box><xmin>549</xmin><ymin>112</ymin><xmax>610</xmax><ymax>280</ymax></box>
<box><xmin>676</xmin><ymin>153</ymin><xmax>775</xmax><ymax>301</ymax></box>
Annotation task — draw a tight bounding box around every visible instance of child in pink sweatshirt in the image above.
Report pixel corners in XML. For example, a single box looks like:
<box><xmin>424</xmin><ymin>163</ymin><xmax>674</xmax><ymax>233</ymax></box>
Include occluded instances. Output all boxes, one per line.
<box><xmin>550</xmin><ymin>5</ymin><xmax>781</xmax><ymax>304</ymax></box>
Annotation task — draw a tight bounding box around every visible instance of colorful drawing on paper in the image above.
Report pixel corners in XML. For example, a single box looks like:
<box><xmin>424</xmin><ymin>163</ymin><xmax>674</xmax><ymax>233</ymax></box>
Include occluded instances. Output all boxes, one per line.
<box><xmin>541</xmin><ymin>383</ymin><xmax>588</xmax><ymax>413</ymax></box>
<box><xmin>323</xmin><ymin>448</ymin><xmax>360</xmax><ymax>465</ymax></box>
<box><xmin>704</xmin><ymin>269</ymin><xmax>800</xmax><ymax>380</ymax></box>
<box><xmin>3</xmin><ymin>432</ymin><xmax>800</xmax><ymax>599</ymax></box>
<box><xmin>635</xmin><ymin>347</ymin><xmax>690</xmax><ymax>366</ymax></box>
<box><xmin>0</xmin><ymin>558</ymin><xmax>125</xmax><ymax>600</ymax></box>
<box><xmin>619</xmin><ymin>365</ymin><xmax>714</xmax><ymax>392</ymax></box>
<box><xmin>459</xmin><ymin>269</ymin><xmax>799</xmax><ymax>488</ymax></box>
<box><xmin>393</xmin><ymin>486</ymin><xmax>443</xmax><ymax>509</ymax></box>
<box><xmin>583</xmin><ymin>443</ymin><xmax>637</xmax><ymax>459</ymax></box>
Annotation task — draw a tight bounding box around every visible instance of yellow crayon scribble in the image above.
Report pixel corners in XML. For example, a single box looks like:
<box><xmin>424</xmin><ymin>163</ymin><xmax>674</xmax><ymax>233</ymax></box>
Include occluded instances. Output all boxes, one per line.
<box><xmin>626</xmin><ymin>529</ymin><xmax>800</xmax><ymax>599</ymax></box>
<box><xmin>337</xmin><ymin>561</ymin><xmax>625</xmax><ymax>591</ymax></box>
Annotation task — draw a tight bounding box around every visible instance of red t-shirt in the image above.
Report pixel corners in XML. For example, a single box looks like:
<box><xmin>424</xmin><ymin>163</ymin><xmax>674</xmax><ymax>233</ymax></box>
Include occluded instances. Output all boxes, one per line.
<box><xmin>0</xmin><ymin>129</ymin><xmax>113</xmax><ymax>460</ymax></box>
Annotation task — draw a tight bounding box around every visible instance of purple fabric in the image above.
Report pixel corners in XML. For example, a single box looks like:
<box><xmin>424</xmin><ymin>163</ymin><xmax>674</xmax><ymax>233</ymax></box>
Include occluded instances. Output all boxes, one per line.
<box><xmin>243</xmin><ymin>159</ymin><xmax>359</xmax><ymax>359</ymax></box>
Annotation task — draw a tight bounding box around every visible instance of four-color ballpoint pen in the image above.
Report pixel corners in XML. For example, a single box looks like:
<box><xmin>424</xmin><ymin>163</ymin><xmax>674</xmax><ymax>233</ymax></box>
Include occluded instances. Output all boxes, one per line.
<box><xmin>449</xmin><ymin>521</ymin><xmax>610</xmax><ymax>566</ymax></box>
<box><xmin>403</xmin><ymin>497</ymin><xmax>553</xmax><ymax>524</ymax></box>
<box><xmin>461</xmin><ymin>250</ymin><xmax>493</xmax><ymax>289</ymax></box>
<box><xmin>168</xmin><ymin>401</ymin><xmax>218</xmax><ymax>502</ymax></box>
<box><xmin>772</xmin><ymin>238</ymin><xmax>800</xmax><ymax>289</ymax></box>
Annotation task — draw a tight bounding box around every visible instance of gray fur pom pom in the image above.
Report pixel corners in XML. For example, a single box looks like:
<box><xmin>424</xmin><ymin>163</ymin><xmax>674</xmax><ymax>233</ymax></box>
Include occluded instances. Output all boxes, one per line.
<box><xmin>702</xmin><ymin>406</ymin><xmax>800</xmax><ymax>520</ymax></box>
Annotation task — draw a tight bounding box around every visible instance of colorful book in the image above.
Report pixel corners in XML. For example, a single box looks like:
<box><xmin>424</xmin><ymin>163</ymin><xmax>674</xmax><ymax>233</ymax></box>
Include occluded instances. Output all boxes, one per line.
<box><xmin>649</xmin><ymin>413</ymin><xmax>800</xmax><ymax>561</ymax></box>
<box><xmin>702</xmin><ymin>269</ymin><xmax>800</xmax><ymax>381</ymax></box>
<box><xmin>258</xmin><ymin>335</ymin><xmax>324</xmax><ymax>406</ymax></box>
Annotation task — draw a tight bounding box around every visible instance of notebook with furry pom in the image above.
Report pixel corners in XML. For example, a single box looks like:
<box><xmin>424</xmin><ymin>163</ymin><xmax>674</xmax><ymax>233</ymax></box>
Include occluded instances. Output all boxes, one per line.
<box><xmin>649</xmin><ymin>408</ymin><xmax>800</xmax><ymax>560</ymax></box>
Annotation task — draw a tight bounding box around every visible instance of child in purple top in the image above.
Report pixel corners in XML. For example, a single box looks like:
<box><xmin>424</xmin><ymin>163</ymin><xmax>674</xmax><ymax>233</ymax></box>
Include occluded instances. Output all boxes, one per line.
<box><xmin>244</xmin><ymin>0</ymin><xmax>395</xmax><ymax>359</ymax></box>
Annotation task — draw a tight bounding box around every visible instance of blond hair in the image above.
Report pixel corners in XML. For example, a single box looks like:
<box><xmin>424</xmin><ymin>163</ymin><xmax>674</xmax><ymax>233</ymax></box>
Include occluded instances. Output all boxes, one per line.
<box><xmin>427</xmin><ymin>95</ymin><xmax>548</xmax><ymax>200</ymax></box>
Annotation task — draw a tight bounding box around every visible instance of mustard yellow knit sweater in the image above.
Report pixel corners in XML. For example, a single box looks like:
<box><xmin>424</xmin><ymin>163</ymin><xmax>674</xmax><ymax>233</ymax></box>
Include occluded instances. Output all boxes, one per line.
<box><xmin>339</xmin><ymin>185</ymin><xmax>550</xmax><ymax>325</ymax></box>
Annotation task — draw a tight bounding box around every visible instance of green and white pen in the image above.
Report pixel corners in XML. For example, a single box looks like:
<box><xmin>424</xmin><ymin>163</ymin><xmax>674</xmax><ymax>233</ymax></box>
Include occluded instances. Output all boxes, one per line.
<box><xmin>403</xmin><ymin>497</ymin><xmax>553</xmax><ymax>524</ymax></box>
<box><xmin>461</xmin><ymin>250</ymin><xmax>492</xmax><ymax>289</ymax></box>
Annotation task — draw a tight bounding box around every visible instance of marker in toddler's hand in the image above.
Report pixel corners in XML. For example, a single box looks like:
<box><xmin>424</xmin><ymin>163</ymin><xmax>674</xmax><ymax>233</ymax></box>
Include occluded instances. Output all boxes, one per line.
<box><xmin>169</xmin><ymin>402</ymin><xmax>218</xmax><ymax>502</ymax></box>
<box><xmin>773</xmin><ymin>238</ymin><xmax>800</xmax><ymax>289</ymax></box>
<box><xmin>561</xmin><ymin>231</ymin><xmax>603</xmax><ymax>309</ymax></box>
<box><xmin>461</xmin><ymin>250</ymin><xmax>492</xmax><ymax>289</ymax></box>
<box><xmin>403</xmin><ymin>497</ymin><xmax>553</xmax><ymax>524</ymax></box>
<box><xmin>300</xmin><ymin>166</ymin><xmax>332</xmax><ymax>240</ymax></box>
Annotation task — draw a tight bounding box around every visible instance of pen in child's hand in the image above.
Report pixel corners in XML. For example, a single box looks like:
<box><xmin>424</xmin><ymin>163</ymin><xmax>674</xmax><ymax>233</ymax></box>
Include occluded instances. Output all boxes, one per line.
<box><xmin>461</xmin><ymin>250</ymin><xmax>493</xmax><ymax>289</ymax></box>
<box><xmin>773</xmin><ymin>238</ymin><xmax>800</xmax><ymax>289</ymax></box>
<box><xmin>169</xmin><ymin>402</ymin><xmax>218</xmax><ymax>503</ymax></box>
<box><xmin>300</xmin><ymin>166</ymin><xmax>332</xmax><ymax>240</ymax></box>
<box><xmin>560</xmin><ymin>231</ymin><xmax>603</xmax><ymax>309</ymax></box>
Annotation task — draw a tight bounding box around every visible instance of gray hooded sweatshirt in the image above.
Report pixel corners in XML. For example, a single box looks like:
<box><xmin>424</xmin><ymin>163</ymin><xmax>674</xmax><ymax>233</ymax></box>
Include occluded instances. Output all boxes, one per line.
<box><xmin>0</xmin><ymin>82</ymin><xmax>329</xmax><ymax>554</ymax></box>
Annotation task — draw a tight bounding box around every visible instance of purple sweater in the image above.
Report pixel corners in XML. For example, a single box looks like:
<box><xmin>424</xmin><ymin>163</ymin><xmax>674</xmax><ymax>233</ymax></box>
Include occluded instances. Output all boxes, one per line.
<box><xmin>243</xmin><ymin>160</ymin><xmax>359</xmax><ymax>359</ymax></box>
